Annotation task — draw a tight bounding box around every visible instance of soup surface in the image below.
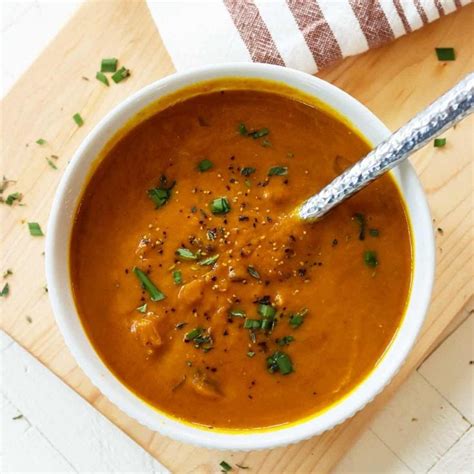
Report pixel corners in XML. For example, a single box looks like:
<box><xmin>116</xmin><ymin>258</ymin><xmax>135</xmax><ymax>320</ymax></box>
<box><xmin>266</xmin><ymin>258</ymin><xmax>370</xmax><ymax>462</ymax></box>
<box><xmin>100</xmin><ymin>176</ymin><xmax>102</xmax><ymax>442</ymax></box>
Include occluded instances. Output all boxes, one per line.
<box><xmin>71</xmin><ymin>81</ymin><xmax>412</xmax><ymax>430</ymax></box>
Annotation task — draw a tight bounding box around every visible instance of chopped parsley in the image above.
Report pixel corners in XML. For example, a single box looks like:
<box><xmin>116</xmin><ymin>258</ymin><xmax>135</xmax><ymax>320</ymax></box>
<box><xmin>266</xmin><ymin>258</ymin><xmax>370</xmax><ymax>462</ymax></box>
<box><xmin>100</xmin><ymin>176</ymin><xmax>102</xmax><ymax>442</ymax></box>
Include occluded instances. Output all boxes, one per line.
<box><xmin>289</xmin><ymin>308</ymin><xmax>308</xmax><ymax>329</ymax></box>
<box><xmin>96</xmin><ymin>71</ymin><xmax>109</xmax><ymax>86</ymax></box>
<box><xmin>175</xmin><ymin>248</ymin><xmax>198</xmax><ymax>260</ymax></box>
<box><xmin>148</xmin><ymin>175</ymin><xmax>175</xmax><ymax>208</ymax></box>
<box><xmin>369</xmin><ymin>228</ymin><xmax>380</xmax><ymax>237</ymax></box>
<box><xmin>240</xmin><ymin>167</ymin><xmax>256</xmax><ymax>176</ymax></box>
<box><xmin>100</xmin><ymin>58</ymin><xmax>118</xmax><ymax>72</ymax></box>
<box><xmin>364</xmin><ymin>250</ymin><xmax>378</xmax><ymax>268</ymax></box>
<box><xmin>36</xmin><ymin>138</ymin><xmax>47</xmax><ymax>145</ymax></box>
<box><xmin>185</xmin><ymin>327</ymin><xmax>213</xmax><ymax>352</ymax></box>
<box><xmin>220</xmin><ymin>461</ymin><xmax>233</xmax><ymax>472</ymax></box>
<box><xmin>132</xmin><ymin>267</ymin><xmax>165</xmax><ymax>301</ymax></box>
<box><xmin>277</xmin><ymin>335</ymin><xmax>295</xmax><ymax>346</ymax></box>
<box><xmin>136</xmin><ymin>303</ymin><xmax>147</xmax><ymax>313</ymax></box>
<box><xmin>73</xmin><ymin>113</ymin><xmax>84</xmax><ymax>127</ymax></box>
<box><xmin>258</xmin><ymin>303</ymin><xmax>276</xmax><ymax>319</ymax></box>
<box><xmin>4</xmin><ymin>192</ymin><xmax>22</xmax><ymax>206</ymax></box>
<box><xmin>0</xmin><ymin>283</ymin><xmax>9</xmax><ymax>297</ymax></box>
<box><xmin>267</xmin><ymin>351</ymin><xmax>293</xmax><ymax>375</ymax></box>
<box><xmin>111</xmin><ymin>66</ymin><xmax>131</xmax><ymax>83</ymax></box>
<box><xmin>248</xmin><ymin>128</ymin><xmax>269</xmax><ymax>139</ymax></box>
<box><xmin>197</xmin><ymin>159</ymin><xmax>213</xmax><ymax>172</ymax></box>
<box><xmin>172</xmin><ymin>270</ymin><xmax>183</xmax><ymax>285</ymax></box>
<box><xmin>198</xmin><ymin>254</ymin><xmax>219</xmax><ymax>266</ymax></box>
<box><xmin>210</xmin><ymin>197</ymin><xmax>231</xmax><ymax>215</ymax></box>
<box><xmin>247</xmin><ymin>265</ymin><xmax>260</xmax><ymax>280</ymax></box>
<box><xmin>243</xmin><ymin>319</ymin><xmax>262</xmax><ymax>329</ymax></box>
<box><xmin>435</xmin><ymin>48</ymin><xmax>455</xmax><ymax>61</ymax></box>
<box><xmin>268</xmin><ymin>166</ymin><xmax>288</xmax><ymax>176</ymax></box>
<box><xmin>434</xmin><ymin>138</ymin><xmax>446</xmax><ymax>147</ymax></box>
<box><xmin>3</xmin><ymin>269</ymin><xmax>13</xmax><ymax>278</ymax></box>
<box><xmin>28</xmin><ymin>222</ymin><xmax>44</xmax><ymax>236</ymax></box>
<box><xmin>45</xmin><ymin>157</ymin><xmax>57</xmax><ymax>169</ymax></box>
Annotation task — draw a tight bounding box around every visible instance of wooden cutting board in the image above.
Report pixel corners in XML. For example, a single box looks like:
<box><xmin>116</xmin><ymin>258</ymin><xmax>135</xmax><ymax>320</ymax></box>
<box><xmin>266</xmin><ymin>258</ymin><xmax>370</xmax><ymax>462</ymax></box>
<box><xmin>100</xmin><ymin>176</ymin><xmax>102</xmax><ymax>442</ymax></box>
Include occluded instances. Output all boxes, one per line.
<box><xmin>1</xmin><ymin>1</ymin><xmax>473</xmax><ymax>472</ymax></box>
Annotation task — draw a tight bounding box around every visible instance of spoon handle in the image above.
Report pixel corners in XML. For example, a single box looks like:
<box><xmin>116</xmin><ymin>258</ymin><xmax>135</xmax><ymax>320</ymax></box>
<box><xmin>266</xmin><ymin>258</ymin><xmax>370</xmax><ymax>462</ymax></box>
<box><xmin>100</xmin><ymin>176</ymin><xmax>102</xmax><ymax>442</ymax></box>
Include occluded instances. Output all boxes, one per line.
<box><xmin>298</xmin><ymin>72</ymin><xmax>474</xmax><ymax>221</ymax></box>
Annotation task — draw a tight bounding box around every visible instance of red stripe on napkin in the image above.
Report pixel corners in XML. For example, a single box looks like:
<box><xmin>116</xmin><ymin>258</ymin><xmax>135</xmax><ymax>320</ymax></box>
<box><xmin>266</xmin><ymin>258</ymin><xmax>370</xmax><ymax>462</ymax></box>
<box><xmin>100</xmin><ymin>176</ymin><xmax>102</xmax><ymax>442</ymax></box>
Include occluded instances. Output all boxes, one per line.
<box><xmin>224</xmin><ymin>0</ymin><xmax>285</xmax><ymax>65</ymax></box>
<box><xmin>350</xmin><ymin>0</ymin><xmax>395</xmax><ymax>48</ymax></box>
<box><xmin>287</xmin><ymin>0</ymin><xmax>342</xmax><ymax>69</ymax></box>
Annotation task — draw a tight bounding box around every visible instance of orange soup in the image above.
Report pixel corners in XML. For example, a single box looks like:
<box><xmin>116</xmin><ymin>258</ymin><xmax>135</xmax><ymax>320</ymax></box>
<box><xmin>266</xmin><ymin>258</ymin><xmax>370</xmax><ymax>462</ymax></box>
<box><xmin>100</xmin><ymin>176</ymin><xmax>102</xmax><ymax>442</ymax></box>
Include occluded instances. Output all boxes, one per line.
<box><xmin>70</xmin><ymin>80</ymin><xmax>412</xmax><ymax>430</ymax></box>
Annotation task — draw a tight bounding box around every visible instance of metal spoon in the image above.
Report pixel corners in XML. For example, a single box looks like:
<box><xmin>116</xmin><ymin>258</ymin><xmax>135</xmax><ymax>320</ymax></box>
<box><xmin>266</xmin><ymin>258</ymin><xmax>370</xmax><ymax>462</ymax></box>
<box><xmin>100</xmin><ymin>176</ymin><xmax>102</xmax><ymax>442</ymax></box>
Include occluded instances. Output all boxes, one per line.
<box><xmin>298</xmin><ymin>72</ymin><xmax>474</xmax><ymax>221</ymax></box>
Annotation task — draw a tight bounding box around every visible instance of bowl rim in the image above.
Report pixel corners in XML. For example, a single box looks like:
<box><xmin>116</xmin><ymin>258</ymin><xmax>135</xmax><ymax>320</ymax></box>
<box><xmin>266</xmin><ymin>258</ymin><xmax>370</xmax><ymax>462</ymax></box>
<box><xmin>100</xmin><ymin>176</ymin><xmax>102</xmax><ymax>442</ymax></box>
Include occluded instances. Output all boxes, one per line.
<box><xmin>46</xmin><ymin>62</ymin><xmax>435</xmax><ymax>451</ymax></box>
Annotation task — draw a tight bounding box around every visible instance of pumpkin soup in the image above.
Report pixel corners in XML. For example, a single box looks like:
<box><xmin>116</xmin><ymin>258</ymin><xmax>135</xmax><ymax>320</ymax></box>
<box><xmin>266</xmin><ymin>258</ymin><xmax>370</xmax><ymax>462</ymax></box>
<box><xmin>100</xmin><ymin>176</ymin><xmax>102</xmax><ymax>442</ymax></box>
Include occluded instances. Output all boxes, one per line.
<box><xmin>70</xmin><ymin>81</ymin><xmax>412</xmax><ymax>430</ymax></box>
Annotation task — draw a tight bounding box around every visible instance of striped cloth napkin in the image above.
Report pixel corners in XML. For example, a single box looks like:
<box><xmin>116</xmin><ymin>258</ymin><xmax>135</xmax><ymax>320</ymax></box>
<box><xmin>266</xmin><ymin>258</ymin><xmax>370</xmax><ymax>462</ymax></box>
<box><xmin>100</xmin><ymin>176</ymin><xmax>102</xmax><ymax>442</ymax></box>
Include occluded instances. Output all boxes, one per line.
<box><xmin>147</xmin><ymin>0</ymin><xmax>470</xmax><ymax>74</ymax></box>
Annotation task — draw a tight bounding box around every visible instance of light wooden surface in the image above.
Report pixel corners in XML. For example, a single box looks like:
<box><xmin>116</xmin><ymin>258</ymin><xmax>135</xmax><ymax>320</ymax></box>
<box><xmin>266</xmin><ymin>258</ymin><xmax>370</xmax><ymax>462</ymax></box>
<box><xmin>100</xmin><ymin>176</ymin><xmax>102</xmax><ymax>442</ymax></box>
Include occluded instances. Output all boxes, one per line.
<box><xmin>1</xmin><ymin>1</ymin><xmax>473</xmax><ymax>472</ymax></box>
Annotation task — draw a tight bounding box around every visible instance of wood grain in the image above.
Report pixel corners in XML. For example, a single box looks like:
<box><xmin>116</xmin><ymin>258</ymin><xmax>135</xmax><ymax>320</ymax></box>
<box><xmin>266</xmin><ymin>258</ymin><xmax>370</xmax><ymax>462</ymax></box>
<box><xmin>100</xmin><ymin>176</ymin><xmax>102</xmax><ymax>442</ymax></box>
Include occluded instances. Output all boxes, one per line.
<box><xmin>1</xmin><ymin>1</ymin><xmax>473</xmax><ymax>472</ymax></box>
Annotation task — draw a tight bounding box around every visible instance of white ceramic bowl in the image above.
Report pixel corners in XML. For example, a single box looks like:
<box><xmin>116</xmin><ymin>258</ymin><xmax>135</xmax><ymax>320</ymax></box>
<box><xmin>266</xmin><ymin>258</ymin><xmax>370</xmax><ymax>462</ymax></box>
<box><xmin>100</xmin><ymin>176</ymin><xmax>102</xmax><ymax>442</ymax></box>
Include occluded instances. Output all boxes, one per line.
<box><xmin>46</xmin><ymin>63</ymin><xmax>435</xmax><ymax>451</ymax></box>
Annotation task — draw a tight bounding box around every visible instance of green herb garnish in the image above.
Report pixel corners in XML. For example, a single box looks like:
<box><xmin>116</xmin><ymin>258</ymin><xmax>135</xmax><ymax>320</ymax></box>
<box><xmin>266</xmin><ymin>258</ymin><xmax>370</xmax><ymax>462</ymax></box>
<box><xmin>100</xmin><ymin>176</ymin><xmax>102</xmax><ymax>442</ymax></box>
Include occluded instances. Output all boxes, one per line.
<box><xmin>238</xmin><ymin>123</ymin><xmax>248</xmax><ymax>135</ymax></box>
<box><xmin>175</xmin><ymin>248</ymin><xmax>197</xmax><ymax>260</ymax></box>
<box><xmin>172</xmin><ymin>270</ymin><xmax>183</xmax><ymax>285</ymax></box>
<box><xmin>435</xmin><ymin>48</ymin><xmax>455</xmax><ymax>61</ymax></box>
<box><xmin>364</xmin><ymin>250</ymin><xmax>378</xmax><ymax>268</ymax></box>
<box><xmin>229</xmin><ymin>309</ymin><xmax>246</xmax><ymax>318</ymax></box>
<box><xmin>247</xmin><ymin>265</ymin><xmax>260</xmax><ymax>280</ymax></box>
<box><xmin>261</xmin><ymin>139</ymin><xmax>271</xmax><ymax>147</ymax></box>
<box><xmin>220</xmin><ymin>461</ymin><xmax>233</xmax><ymax>472</ymax></box>
<box><xmin>111</xmin><ymin>66</ymin><xmax>131</xmax><ymax>83</ymax></box>
<box><xmin>248</xmin><ymin>128</ymin><xmax>269</xmax><ymax>139</ymax></box>
<box><xmin>258</xmin><ymin>303</ymin><xmax>276</xmax><ymax>319</ymax></box>
<box><xmin>132</xmin><ymin>267</ymin><xmax>165</xmax><ymax>301</ymax></box>
<box><xmin>185</xmin><ymin>327</ymin><xmax>202</xmax><ymax>341</ymax></box>
<box><xmin>353</xmin><ymin>213</ymin><xmax>366</xmax><ymax>240</ymax></box>
<box><xmin>289</xmin><ymin>308</ymin><xmax>308</xmax><ymax>329</ymax></box>
<box><xmin>243</xmin><ymin>319</ymin><xmax>262</xmax><ymax>329</ymax></box>
<box><xmin>185</xmin><ymin>327</ymin><xmax>213</xmax><ymax>351</ymax></box>
<box><xmin>267</xmin><ymin>351</ymin><xmax>293</xmax><ymax>375</ymax></box>
<box><xmin>211</xmin><ymin>197</ymin><xmax>231</xmax><ymax>215</ymax></box>
<box><xmin>277</xmin><ymin>336</ymin><xmax>294</xmax><ymax>346</ymax></box>
<box><xmin>5</xmin><ymin>192</ymin><xmax>22</xmax><ymax>206</ymax></box>
<box><xmin>197</xmin><ymin>159</ymin><xmax>213</xmax><ymax>172</ymax></box>
<box><xmin>148</xmin><ymin>175</ymin><xmax>175</xmax><ymax>208</ymax></box>
<box><xmin>0</xmin><ymin>283</ymin><xmax>9</xmax><ymax>297</ymax></box>
<box><xmin>100</xmin><ymin>58</ymin><xmax>118</xmax><ymax>72</ymax></box>
<box><xmin>136</xmin><ymin>303</ymin><xmax>147</xmax><ymax>313</ymax></box>
<box><xmin>73</xmin><ymin>113</ymin><xmax>84</xmax><ymax>127</ymax></box>
<box><xmin>238</xmin><ymin>123</ymin><xmax>270</xmax><ymax>139</ymax></box>
<box><xmin>268</xmin><ymin>166</ymin><xmax>288</xmax><ymax>176</ymax></box>
<box><xmin>199</xmin><ymin>254</ymin><xmax>219</xmax><ymax>266</ymax></box>
<box><xmin>36</xmin><ymin>138</ymin><xmax>47</xmax><ymax>145</ymax></box>
<box><xmin>240</xmin><ymin>167</ymin><xmax>256</xmax><ymax>176</ymax></box>
<box><xmin>247</xmin><ymin>351</ymin><xmax>255</xmax><ymax>358</ymax></box>
<box><xmin>96</xmin><ymin>71</ymin><xmax>109</xmax><ymax>86</ymax></box>
<box><xmin>434</xmin><ymin>138</ymin><xmax>446</xmax><ymax>147</ymax></box>
<box><xmin>28</xmin><ymin>222</ymin><xmax>43</xmax><ymax>236</ymax></box>
<box><xmin>45</xmin><ymin>157</ymin><xmax>57</xmax><ymax>169</ymax></box>
<box><xmin>369</xmin><ymin>228</ymin><xmax>380</xmax><ymax>237</ymax></box>
<box><xmin>3</xmin><ymin>269</ymin><xmax>13</xmax><ymax>278</ymax></box>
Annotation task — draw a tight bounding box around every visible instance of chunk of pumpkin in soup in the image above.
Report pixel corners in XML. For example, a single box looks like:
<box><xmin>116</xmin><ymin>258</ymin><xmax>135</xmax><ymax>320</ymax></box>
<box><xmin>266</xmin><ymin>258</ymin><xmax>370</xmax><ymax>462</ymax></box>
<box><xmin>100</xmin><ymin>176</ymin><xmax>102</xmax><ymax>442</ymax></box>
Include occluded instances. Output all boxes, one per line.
<box><xmin>130</xmin><ymin>315</ymin><xmax>163</xmax><ymax>355</ymax></box>
<box><xmin>70</xmin><ymin>83</ymin><xmax>412</xmax><ymax>430</ymax></box>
